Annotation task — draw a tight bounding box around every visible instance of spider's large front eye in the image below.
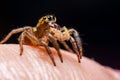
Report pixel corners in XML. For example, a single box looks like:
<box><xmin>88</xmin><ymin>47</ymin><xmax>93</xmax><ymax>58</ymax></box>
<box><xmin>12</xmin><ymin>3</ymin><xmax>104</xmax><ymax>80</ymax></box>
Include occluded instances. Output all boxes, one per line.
<box><xmin>47</xmin><ymin>15</ymin><xmax>56</xmax><ymax>22</ymax></box>
<box><xmin>48</xmin><ymin>16</ymin><xmax>52</xmax><ymax>21</ymax></box>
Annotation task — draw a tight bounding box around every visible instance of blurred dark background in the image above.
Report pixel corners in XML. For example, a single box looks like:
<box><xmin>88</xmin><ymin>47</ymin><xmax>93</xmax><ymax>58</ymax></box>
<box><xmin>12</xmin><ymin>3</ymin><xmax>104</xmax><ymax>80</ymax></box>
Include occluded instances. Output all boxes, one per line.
<box><xmin>0</xmin><ymin>0</ymin><xmax>120</xmax><ymax>69</ymax></box>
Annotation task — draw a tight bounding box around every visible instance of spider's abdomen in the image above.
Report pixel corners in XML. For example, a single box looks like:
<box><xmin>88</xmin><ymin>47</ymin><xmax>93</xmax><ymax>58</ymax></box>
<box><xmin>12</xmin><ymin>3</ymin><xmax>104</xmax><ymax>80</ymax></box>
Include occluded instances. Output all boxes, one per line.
<box><xmin>50</xmin><ymin>27</ymin><xmax>70</xmax><ymax>41</ymax></box>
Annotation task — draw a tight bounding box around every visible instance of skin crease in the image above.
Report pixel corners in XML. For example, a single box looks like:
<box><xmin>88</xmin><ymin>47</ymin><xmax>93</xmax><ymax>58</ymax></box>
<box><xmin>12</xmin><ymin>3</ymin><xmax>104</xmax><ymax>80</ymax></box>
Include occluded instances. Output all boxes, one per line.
<box><xmin>0</xmin><ymin>44</ymin><xmax>119</xmax><ymax>80</ymax></box>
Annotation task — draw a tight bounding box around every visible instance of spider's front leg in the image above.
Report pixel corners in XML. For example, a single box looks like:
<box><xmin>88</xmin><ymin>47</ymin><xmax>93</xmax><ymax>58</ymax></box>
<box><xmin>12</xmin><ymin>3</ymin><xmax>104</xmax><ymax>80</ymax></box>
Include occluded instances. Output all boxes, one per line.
<box><xmin>69</xmin><ymin>29</ymin><xmax>83</xmax><ymax>59</ymax></box>
<box><xmin>48</xmin><ymin>33</ymin><xmax>63</xmax><ymax>63</ymax></box>
<box><xmin>19</xmin><ymin>30</ymin><xmax>56</xmax><ymax>66</ymax></box>
<box><xmin>18</xmin><ymin>28</ymin><xmax>40</xmax><ymax>55</ymax></box>
<box><xmin>40</xmin><ymin>41</ymin><xmax>56</xmax><ymax>66</ymax></box>
<box><xmin>0</xmin><ymin>26</ymin><xmax>32</xmax><ymax>44</ymax></box>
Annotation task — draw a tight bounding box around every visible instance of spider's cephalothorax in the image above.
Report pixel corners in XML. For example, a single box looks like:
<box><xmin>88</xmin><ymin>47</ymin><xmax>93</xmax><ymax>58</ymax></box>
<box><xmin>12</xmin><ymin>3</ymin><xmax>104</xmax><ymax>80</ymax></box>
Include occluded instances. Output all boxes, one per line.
<box><xmin>34</xmin><ymin>15</ymin><xmax>57</xmax><ymax>38</ymax></box>
<box><xmin>0</xmin><ymin>15</ymin><xmax>83</xmax><ymax>66</ymax></box>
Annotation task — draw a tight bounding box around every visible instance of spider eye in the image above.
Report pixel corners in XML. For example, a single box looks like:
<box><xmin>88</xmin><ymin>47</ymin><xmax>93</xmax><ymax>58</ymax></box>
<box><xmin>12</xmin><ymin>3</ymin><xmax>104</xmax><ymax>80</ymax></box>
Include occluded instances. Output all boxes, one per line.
<box><xmin>48</xmin><ymin>16</ymin><xmax>52</xmax><ymax>21</ymax></box>
<box><xmin>52</xmin><ymin>16</ymin><xmax>55</xmax><ymax>20</ymax></box>
<box><xmin>47</xmin><ymin>15</ymin><xmax>56</xmax><ymax>22</ymax></box>
<box><xmin>43</xmin><ymin>17</ymin><xmax>46</xmax><ymax>20</ymax></box>
<box><xmin>41</xmin><ymin>15</ymin><xmax>56</xmax><ymax>23</ymax></box>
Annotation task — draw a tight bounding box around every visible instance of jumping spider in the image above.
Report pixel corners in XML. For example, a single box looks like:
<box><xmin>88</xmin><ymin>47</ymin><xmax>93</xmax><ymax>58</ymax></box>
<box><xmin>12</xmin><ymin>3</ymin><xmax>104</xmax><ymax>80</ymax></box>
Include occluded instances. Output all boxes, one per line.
<box><xmin>0</xmin><ymin>15</ymin><xmax>83</xmax><ymax>66</ymax></box>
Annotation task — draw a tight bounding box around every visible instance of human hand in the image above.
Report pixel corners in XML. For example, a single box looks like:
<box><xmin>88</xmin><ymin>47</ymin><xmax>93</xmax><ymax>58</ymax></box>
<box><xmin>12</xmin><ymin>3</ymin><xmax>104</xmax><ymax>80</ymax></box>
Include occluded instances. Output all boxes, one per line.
<box><xmin>0</xmin><ymin>44</ymin><xmax>119</xmax><ymax>80</ymax></box>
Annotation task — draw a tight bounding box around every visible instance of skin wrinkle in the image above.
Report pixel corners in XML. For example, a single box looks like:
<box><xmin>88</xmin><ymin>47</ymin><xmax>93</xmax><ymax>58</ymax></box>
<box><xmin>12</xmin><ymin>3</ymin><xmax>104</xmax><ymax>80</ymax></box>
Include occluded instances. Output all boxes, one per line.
<box><xmin>9</xmin><ymin>46</ymin><xmax>32</xmax><ymax>79</ymax></box>
<box><xmin>0</xmin><ymin>44</ymin><xmax>120</xmax><ymax>80</ymax></box>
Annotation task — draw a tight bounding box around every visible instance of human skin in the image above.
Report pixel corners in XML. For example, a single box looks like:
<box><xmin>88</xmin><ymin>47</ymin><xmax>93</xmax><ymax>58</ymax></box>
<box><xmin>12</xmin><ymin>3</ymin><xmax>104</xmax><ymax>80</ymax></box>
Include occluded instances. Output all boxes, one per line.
<box><xmin>0</xmin><ymin>44</ymin><xmax>119</xmax><ymax>80</ymax></box>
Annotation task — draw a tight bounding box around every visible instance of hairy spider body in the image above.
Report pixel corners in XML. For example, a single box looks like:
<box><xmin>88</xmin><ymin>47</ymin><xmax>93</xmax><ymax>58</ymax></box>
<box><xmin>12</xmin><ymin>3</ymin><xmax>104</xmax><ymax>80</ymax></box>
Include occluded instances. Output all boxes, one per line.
<box><xmin>0</xmin><ymin>15</ymin><xmax>83</xmax><ymax>66</ymax></box>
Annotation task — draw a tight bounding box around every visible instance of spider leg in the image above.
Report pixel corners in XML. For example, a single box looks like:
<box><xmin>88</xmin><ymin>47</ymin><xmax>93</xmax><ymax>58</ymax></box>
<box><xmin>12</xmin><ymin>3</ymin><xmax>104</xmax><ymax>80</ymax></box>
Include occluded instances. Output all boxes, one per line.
<box><xmin>0</xmin><ymin>26</ymin><xmax>31</xmax><ymax>44</ymax></box>
<box><xmin>48</xmin><ymin>33</ymin><xmax>63</xmax><ymax>63</ymax></box>
<box><xmin>41</xmin><ymin>41</ymin><xmax>56</xmax><ymax>66</ymax></box>
<box><xmin>69</xmin><ymin>29</ymin><xmax>83</xmax><ymax>59</ymax></box>
<box><xmin>60</xmin><ymin>41</ymin><xmax>73</xmax><ymax>53</ymax></box>
<box><xmin>70</xmin><ymin>36</ymin><xmax>81</xmax><ymax>62</ymax></box>
<box><xmin>18</xmin><ymin>29</ymin><xmax>40</xmax><ymax>55</ymax></box>
<box><xmin>18</xmin><ymin>32</ymin><xmax>25</xmax><ymax>55</ymax></box>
